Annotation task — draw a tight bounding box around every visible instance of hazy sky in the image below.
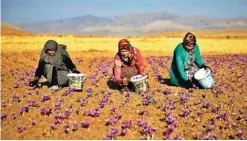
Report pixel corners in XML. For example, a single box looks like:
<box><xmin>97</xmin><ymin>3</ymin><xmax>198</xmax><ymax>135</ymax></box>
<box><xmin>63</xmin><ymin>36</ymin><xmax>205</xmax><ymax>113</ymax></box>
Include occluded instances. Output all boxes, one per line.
<box><xmin>2</xmin><ymin>0</ymin><xmax>247</xmax><ymax>25</ymax></box>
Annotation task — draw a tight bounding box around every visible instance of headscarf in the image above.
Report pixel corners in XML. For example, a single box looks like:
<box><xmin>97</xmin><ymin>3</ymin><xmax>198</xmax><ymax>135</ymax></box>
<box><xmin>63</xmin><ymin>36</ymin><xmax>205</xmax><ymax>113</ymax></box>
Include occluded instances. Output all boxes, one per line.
<box><xmin>118</xmin><ymin>39</ymin><xmax>133</xmax><ymax>52</ymax></box>
<box><xmin>44</xmin><ymin>40</ymin><xmax>58</xmax><ymax>53</ymax></box>
<box><xmin>40</xmin><ymin>40</ymin><xmax>68</xmax><ymax>70</ymax></box>
<box><xmin>118</xmin><ymin>39</ymin><xmax>134</xmax><ymax>64</ymax></box>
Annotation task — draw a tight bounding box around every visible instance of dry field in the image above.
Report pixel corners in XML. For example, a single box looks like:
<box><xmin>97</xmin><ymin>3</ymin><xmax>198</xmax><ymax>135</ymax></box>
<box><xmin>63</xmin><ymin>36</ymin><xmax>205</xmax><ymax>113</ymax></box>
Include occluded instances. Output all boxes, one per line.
<box><xmin>1</xmin><ymin>33</ymin><xmax>247</xmax><ymax>139</ymax></box>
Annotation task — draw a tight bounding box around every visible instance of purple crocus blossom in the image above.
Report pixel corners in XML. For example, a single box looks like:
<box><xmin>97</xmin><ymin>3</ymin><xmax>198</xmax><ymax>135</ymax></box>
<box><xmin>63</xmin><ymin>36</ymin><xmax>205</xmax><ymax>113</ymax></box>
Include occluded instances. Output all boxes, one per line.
<box><xmin>73</xmin><ymin>120</ymin><xmax>79</xmax><ymax>128</ymax></box>
<box><xmin>11</xmin><ymin>113</ymin><xmax>17</xmax><ymax>120</ymax></box>
<box><xmin>121</xmin><ymin>120</ymin><xmax>132</xmax><ymax>129</ymax></box>
<box><xmin>64</xmin><ymin>108</ymin><xmax>72</xmax><ymax>118</ymax></box>
<box><xmin>202</xmin><ymin>101</ymin><xmax>211</xmax><ymax>109</ymax></box>
<box><xmin>76</xmin><ymin>107</ymin><xmax>80</xmax><ymax>115</ymax></box>
<box><xmin>1</xmin><ymin>101</ymin><xmax>7</xmax><ymax>107</ymax></box>
<box><xmin>119</xmin><ymin>128</ymin><xmax>127</xmax><ymax>136</ymax></box>
<box><xmin>17</xmin><ymin>124</ymin><xmax>26</xmax><ymax>133</ymax></box>
<box><xmin>236</xmin><ymin>130</ymin><xmax>243</xmax><ymax>137</ymax></box>
<box><xmin>81</xmin><ymin>121</ymin><xmax>90</xmax><ymax>128</ymax></box>
<box><xmin>12</xmin><ymin>95</ymin><xmax>21</xmax><ymax>103</ymax></box>
<box><xmin>206</xmin><ymin>125</ymin><xmax>214</xmax><ymax>131</ymax></box>
<box><xmin>54</xmin><ymin>102</ymin><xmax>62</xmax><ymax>110</ymax></box>
<box><xmin>179</xmin><ymin>108</ymin><xmax>191</xmax><ymax>117</ymax></box>
<box><xmin>41</xmin><ymin>94</ymin><xmax>51</xmax><ymax>102</ymax></box>
<box><xmin>13</xmin><ymin>82</ymin><xmax>19</xmax><ymax>88</ymax></box>
<box><xmin>64</xmin><ymin>123</ymin><xmax>70</xmax><ymax>133</ymax></box>
<box><xmin>1</xmin><ymin>114</ymin><xmax>7</xmax><ymax>120</ymax></box>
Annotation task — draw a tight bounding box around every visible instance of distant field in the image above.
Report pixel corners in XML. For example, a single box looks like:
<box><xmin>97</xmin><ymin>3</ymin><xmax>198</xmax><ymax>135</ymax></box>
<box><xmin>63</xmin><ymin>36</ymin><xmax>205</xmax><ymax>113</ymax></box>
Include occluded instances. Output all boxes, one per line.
<box><xmin>1</xmin><ymin>33</ymin><xmax>247</xmax><ymax>56</ymax></box>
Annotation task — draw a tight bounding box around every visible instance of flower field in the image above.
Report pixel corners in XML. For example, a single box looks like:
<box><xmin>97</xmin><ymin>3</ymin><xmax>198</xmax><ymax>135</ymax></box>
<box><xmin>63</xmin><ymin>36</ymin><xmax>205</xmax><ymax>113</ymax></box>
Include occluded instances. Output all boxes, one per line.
<box><xmin>1</xmin><ymin>35</ymin><xmax>247</xmax><ymax>139</ymax></box>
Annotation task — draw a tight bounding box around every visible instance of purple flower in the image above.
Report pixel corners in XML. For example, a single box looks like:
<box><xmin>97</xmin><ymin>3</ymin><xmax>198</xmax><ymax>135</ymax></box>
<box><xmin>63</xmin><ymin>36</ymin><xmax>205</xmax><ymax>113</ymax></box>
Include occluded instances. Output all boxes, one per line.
<box><xmin>172</xmin><ymin>134</ymin><xmax>184</xmax><ymax>140</ymax></box>
<box><xmin>141</xmin><ymin>125</ymin><xmax>157</xmax><ymax>136</ymax></box>
<box><xmin>11</xmin><ymin>113</ymin><xmax>16</xmax><ymax>120</ymax></box>
<box><xmin>179</xmin><ymin>108</ymin><xmax>191</xmax><ymax>117</ymax></box>
<box><xmin>105</xmin><ymin>117</ymin><xmax>112</xmax><ymax>125</ymax></box>
<box><xmin>137</xmin><ymin>120</ymin><xmax>148</xmax><ymax>128</ymax></box>
<box><xmin>54</xmin><ymin>102</ymin><xmax>62</xmax><ymax>110</ymax></box>
<box><xmin>197</xmin><ymin>110</ymin><xmax>203</xmax><ymax>116</ymax></box>
<box><xmin>137</xmin><ymin>109</ymin><xmax>145</xmax><ymax>115</ymax></box>
<box><xmin>236</xmin><ymin>130</ymin><xmax>243</xmax><ymax>137</ymax></box>
<box><xmin>76</xmin><ymin>107</ymin><xmax>80</xmax><ymax>115</ymax></box>
<box><xmin>40</xmin><ymin>107</ymin><xmax>52</xmax><ymax>116</ymax></box>
<box><xmin>119</xmin><ymin>129</ymin><xmax>127</xmax><ymax>136</ymax></box>
<box><xmin>64</xmin><ymin>123</ymin><xmax>70</xmax><ymax>133</ymax></box>
<box><xmin>202</xmin><ymin>101</ymin><xmax>211</xmax><ymax>109</ymax></box>
<box><xmin>41</xmin><ymin>94</ymin><xmax>51</xmax><ymax>102</ymax></box>
<box><xmin>228</xmin><ymin>97</ymin><xmax>234</xmax><ymax>105</ymax></box>
<box><xmin>31</xmin><ymin>120</ymin><xmax>36</xmax><ymax>125</ymax></box>
<box><xmin>232</xmin><ymin>122</ymin><xmax>237</xmax><ymax>128</ymax></box>
<box><xmin>180</xmin><ymin>94</ymin><xmax>189</xmax><ymax>103</ymax></box>
<box><xmin>64</xmin><ymin>108</ymin><xmax>72</xmax><ymax>118</ymax></box>
<box><xmin>87</xmin><ymin>87</ymin><xmax>92</xmax><ymax>93</ymax></box>
<box><xmin>13</xmin><ymin>82</ymin><xmax>19</xmax><ymax>88</ymax></box>
<box><xmin>73</xmin><ymin>120</ymin><xmax>79</xmax><ymax>128</ymax></box>
<box><xmin>1</xmin><ymin>101</ymin><xmax>7</xmax><ymax>107</ymax></box>
<box><xmin>12</xmin><ymin>95</ymin><xmax>21</xmax><ymax>103</ymax></box>
<box><xmin>111</xmin><ymin>106</ymin><xmax>116</xmax><ymax>113</ymax></box>
<box><xmin>19</xmin><ymin>107</ymin><xmax>24</xmax><ymax>116</ymax></box>
<box><xmin>202</xmin><ymin>93</ymin><xmax>206</xmax><ymax>99</ymax></box>
<box><xmin>110</xmin><ymin>127</ymin><xmax>118</xmax><ymax>136</ymax></box>
<box><xmin>206</xmin><ymin>125</ymin><xmax>214</xmax><ymax>131</ymax></box>
<box><xmin>1</xmin><ymin>114</ymin><xmax>7</xmax><ymax>120</ymax></box>
<box><xmin>165</xmin><ymin>116</ymin><xmax>176</xmax><ymax>124</ymax></box>
<box><xmin>121</xmin><ymin>120</ymin><xmax>132</xmax><ymax>129</ymax></box>
<box><xmin>87</xmin><ymin>110</ymin><xmax>100</xmax><ymax>117</ymax></box>
<box><xmin>17</xmin><ymin>124</ymin><xmax>26</xmax><ymax>133</ymax></box>
<box><xmin>29</xmin><ymin>100</ymin><xmax>39</xmax><ymax>107</ymax></box>
<box><xmin>81</xmin><ymin>121</ymin><xmax>90</xmax><ymax>128</ymax></box>
<box><xmin>212</xmin><ymin>105</ymin><xmax>221</xmax><ymax>113</ymax></box>
<box><xmin>80</xmin><ymin>98</ymin><xmax>87</xmax><ymax>107</ymax></box>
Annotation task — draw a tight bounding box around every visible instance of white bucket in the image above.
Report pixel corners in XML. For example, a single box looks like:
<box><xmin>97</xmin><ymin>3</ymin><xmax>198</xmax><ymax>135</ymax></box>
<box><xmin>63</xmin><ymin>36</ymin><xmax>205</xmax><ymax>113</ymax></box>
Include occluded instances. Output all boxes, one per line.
<box><xmin>67</xmin><ymin>73</ymin><xmax>86</xmax><ymax>91</ymax></box>
<box><xmin>130</xmin><ymin>75</ymin><xmax>149</xmax><ymax>93</ymax></box>
<box><xmin>194</xmin><ymin>68</ymin><xmax>215</xmax><ymax>89</ymax></box>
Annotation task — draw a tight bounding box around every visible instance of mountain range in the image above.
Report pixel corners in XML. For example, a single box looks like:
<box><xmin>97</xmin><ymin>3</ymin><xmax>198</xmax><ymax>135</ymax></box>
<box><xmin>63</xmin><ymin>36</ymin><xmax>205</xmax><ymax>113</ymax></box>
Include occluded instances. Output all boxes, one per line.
<box><xmin>15</xmin><ymin>11</ymin><xmax>247</xmax><ymax>36</ymax></box>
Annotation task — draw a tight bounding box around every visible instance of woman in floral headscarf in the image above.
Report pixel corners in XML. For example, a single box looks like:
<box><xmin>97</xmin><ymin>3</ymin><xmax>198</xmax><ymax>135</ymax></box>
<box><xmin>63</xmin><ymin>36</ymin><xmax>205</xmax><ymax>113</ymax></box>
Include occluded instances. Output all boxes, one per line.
<box><xmin>113</xmin><ymin>39</ymin><xmax>146</xmax><ymax>91</ymax></box>
<box><xmin>169</xmin><ymin>32</ymin><xmax>211</xmax><ymax>89</ymax></box>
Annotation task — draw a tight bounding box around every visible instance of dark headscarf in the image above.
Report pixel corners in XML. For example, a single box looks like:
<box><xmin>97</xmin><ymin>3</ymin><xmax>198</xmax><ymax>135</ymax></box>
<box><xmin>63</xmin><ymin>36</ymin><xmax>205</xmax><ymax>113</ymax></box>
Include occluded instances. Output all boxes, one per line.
<box><xmin>44</xmin><ymin>40</ymin><xmax>58</xmax><ymax>53</ymax></box>
<box><xmin>40</xmin><ymin>40</ymin><xmax>68</xmax><ymax>70</ymax></box>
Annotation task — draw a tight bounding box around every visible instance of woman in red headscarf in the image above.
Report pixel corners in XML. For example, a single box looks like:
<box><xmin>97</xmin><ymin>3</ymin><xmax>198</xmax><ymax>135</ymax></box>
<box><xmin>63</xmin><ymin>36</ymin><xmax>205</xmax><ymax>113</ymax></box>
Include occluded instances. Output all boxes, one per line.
<box><xmin>113</xmin><ymin>39</ymin><xmax>146</xmax><ymax>91</ymax></box>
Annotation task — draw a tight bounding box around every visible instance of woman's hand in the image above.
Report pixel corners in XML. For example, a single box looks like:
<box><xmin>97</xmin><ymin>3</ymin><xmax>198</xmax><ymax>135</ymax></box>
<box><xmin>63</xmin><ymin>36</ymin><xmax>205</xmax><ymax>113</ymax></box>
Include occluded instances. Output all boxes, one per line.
<box><xmin>123</xmin><ymin>77</ymin><xmax>129</xmax><ymax>86</ymax></box>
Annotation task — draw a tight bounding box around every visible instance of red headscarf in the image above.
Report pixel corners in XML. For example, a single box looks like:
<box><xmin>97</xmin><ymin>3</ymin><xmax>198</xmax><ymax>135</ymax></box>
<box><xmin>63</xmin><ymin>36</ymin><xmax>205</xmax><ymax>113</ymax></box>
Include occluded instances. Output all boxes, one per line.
<box><xmin>118</xmin><ymin>39</ymin><xmax>133</xmax><ymax>52</ymax></box>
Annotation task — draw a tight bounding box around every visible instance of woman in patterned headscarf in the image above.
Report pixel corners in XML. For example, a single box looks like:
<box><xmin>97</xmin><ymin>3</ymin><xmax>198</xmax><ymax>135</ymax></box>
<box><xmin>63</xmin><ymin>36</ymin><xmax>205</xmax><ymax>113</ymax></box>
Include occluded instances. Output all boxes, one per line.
<box><xmin>113</xmin><ymin>39</ymin><xmax>146</xmax><ymax>91</ymax></box>
<box><xmin>169</xmin><ymin>32</ymin><xmax>211</xmax><ymax>89</ymax></box>
<box><xmin>29</xmin><ymin>40</ymin><xmax>80</xmax><ymax>90</ymax></box>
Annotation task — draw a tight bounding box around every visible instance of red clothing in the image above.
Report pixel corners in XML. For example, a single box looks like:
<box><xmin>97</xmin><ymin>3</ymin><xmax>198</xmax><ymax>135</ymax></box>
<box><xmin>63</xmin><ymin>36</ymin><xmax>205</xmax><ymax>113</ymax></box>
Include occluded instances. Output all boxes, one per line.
<box><xmin>113</xmin><ymin>47</ymin><xmax>145</xmax><ymax>85</ymax></box>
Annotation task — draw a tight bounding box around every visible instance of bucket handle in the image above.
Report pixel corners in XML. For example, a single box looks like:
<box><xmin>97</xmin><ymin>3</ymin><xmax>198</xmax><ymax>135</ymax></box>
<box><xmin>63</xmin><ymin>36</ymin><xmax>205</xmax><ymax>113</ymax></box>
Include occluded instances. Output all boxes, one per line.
<box><xmin>67</xmin><ymin>75</ymin><xmax>86</xmax><ymax>83</ymax></box>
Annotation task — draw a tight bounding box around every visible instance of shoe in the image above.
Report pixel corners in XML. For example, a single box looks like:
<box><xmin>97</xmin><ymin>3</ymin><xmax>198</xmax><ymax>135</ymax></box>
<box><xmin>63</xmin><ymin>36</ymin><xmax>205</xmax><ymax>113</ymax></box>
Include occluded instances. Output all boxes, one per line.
<box><xmin>49</xmin><ymin>85</ymin><xmax>59</xmax><ymax>91</ymax></box>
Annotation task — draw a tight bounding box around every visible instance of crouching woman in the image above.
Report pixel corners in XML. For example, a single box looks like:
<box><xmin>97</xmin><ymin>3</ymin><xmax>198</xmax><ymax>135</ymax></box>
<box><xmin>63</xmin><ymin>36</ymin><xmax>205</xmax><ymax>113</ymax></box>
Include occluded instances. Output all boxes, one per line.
<box><xmin>29</xmin><ymin>40</ymin><xmax>80</xmax><ymax>90</ymax></box>
<box><xmin>113</xmin><ymin>39</ymin><xmax>146</xmax><ymax>92</ymax></box>
<box><xmin>169</xmin><ymin>32</ymin><xmax>211</xmax><ymax>89</ymax></box>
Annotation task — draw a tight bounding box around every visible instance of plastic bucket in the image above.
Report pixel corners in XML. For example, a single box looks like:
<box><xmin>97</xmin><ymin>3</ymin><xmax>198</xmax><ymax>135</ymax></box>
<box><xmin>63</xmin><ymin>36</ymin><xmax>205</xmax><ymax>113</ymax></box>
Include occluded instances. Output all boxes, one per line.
<box><xmin>194</xmin><ymin>68</ymin><xmax>215</xmax><ymax>89</ymax></box>
<box><xmin>130</xmin><ymin>75</ymin><xmax>149</xmax><ymax>93</ymax></box>
<box><xmin>67</xmin><ymin>73</ymin><xmax>86</xmax><ymax>91</ymax></box>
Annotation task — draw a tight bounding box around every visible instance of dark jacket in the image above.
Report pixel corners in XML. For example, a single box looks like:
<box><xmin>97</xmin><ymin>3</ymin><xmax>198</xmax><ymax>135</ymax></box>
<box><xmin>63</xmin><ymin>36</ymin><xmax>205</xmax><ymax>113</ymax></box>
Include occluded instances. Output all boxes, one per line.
<box><xmin>34</xmin><ymin>41</ymin><xmax>76</xmax><ymax>86</ymax></box>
